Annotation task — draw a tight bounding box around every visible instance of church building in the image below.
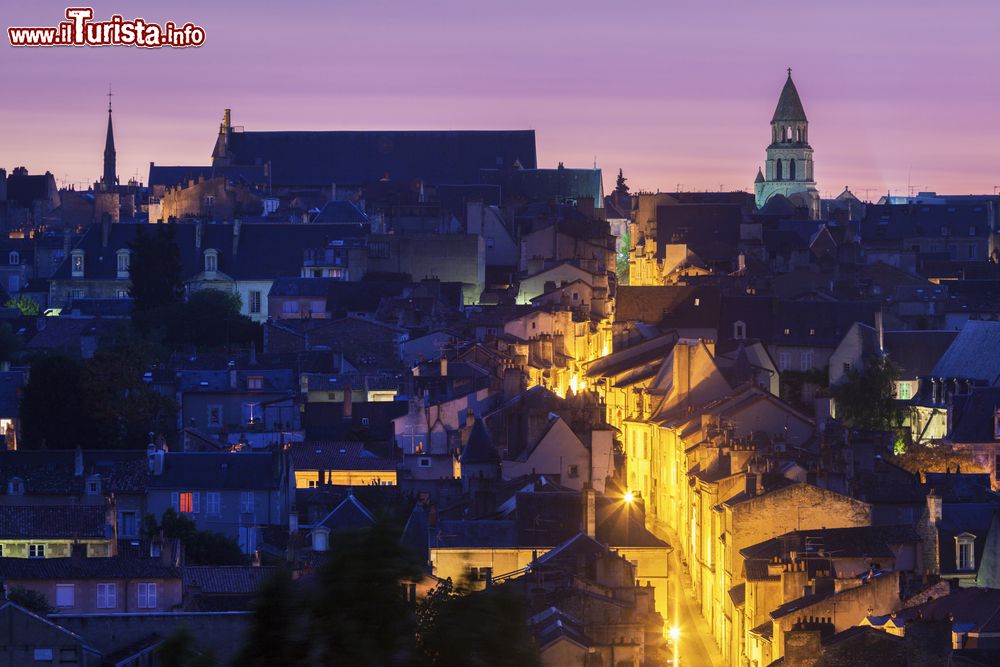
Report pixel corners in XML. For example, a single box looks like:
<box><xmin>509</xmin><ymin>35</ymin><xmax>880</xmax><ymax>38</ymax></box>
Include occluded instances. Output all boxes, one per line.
<box><xmin>753</xmin><ymin>70</ymin><xmax>821</xmax><ymax>219</ymax></box>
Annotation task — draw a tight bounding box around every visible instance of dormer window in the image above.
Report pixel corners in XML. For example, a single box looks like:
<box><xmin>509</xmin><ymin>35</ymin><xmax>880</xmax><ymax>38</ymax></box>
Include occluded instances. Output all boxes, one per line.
<box><xmin>733</xmin><ymin>321</ymin><xmax>746</xmax><ymax>340</ymax></box>
<box><xmin>71</xmin><ymin>250</ymin><xmax>85</xmax><ymax>278</ymax></box>
<box><xmin>7</xmin><ymin>477</ymin><xmax>24</xmax><ymax>495</ymax></box>
<box><xmin>8</xmin><ymin>251</ymin><xmax>19</xmax><ymax>265</ymax></box>
<box><xmin>204</xmin><ymin>249</ymin><xmax>218</xmax><ymax>274</ymax></box>
<box><xmin>956</xmin><ymin>534</ymin><xmax>976</xmax><ymax>571</ymax></box>
<box><xmin>116</xmin><ymin>249</ymin><xmax>131</xmax><ymax>279</ymax></box>
<box><xmin>85</xmin><ymin>474</ymin><xmax>102</xmax><ymax>496</ymax></box>
<box><xmin>247</xmin><ymin>375</ymin><xmax>263</xmax><ymax>390</ymax></box>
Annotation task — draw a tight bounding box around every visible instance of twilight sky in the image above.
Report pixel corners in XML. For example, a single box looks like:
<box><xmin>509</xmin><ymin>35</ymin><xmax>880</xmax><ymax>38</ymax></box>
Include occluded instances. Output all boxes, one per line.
<box><xmin>3</xmin><ymin>0</ymin><xmax>999</xmax><ymax>199</ymax></box>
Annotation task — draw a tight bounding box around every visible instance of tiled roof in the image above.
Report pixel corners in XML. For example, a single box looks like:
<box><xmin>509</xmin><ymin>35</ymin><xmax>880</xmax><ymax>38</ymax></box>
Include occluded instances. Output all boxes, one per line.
<box><xmin>182</xmin><ymin>566</ymin><xmax>278</xmax><ymax>594</ymax></box>
<box><xmin>0</xmin><ymin>556</ymin><xmax>179</xmax><ymax>580</ymax></box>
<box><xmin>0</xmin><ymin>450</ymin><xmax>148</xmax><ymax>495</ymax></box>
<box><xmin>0</xmin><ymin>505</ymin><xmax>107</xmax><ymax>539</ymax></box>
<box><xmin>740</xmin><ymin>525</ymin><xmax>920</xmax><ymax>561</ymax></box>
<box><xmin>950</xmin><ymin>387</ymin><xmax>1000</xmax><ymax>443</ymax></box>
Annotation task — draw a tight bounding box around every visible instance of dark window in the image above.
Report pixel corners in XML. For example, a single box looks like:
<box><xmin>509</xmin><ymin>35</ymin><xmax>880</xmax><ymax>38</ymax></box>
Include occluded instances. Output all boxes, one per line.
<box><xmin>789</xmin><ymin>159</ymin><xmax>796</xmax><ymax>181</ymax></box>
<box><xmin>775</xmin><ymin>159</ymin><xmax>783</xmax><ymax>181</ymax></box>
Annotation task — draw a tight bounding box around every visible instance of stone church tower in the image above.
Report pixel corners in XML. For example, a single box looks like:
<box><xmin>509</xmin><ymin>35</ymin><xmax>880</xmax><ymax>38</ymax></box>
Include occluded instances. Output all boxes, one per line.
<box><xmin>101</xmin><ymin>93</ymin><xmax>117</xmax><ymax>190</ymax></box>
<box><xmin>753</xmin><ymin>70</ymin><xmax>820</xmax><ymax>218</ymax></box>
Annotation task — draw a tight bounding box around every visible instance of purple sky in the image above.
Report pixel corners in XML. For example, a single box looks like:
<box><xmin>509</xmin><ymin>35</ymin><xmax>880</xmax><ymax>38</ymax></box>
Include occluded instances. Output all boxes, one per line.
<box><xmin>4</xmin><ymin>0</ymin><xmax>1000</xmax><ymax>199</ymax></box>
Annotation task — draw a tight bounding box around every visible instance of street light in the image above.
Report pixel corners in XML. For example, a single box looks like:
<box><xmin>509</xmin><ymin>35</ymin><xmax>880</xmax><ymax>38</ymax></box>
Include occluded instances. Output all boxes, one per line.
<box><xmin>623</xmin><ymin>490</ymin><xmax>635</xmax><ymax>504</ymax></box>
<box><xmin>669</xmin><ymin>625</ymin><xmax>680</xmax><ymax>665</ymax></box>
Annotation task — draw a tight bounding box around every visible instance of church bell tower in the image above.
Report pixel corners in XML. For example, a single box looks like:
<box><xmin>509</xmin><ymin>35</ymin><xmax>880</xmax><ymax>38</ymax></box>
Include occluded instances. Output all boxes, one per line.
<box><xmin>753</xmin><ymin>69</ymin><xmax>820</xmax><ymax>218</ymax></box>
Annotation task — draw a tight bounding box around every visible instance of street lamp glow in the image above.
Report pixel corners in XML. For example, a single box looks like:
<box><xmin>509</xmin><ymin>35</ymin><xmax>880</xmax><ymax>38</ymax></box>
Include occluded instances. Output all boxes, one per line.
<box><xmin>669</xmin><ymin>625</ymin><xmax>680</xmax><ymax>641</ymax></box>
<box><xmin>623</xmin><ymin>491</ymin><xmax>635</xmax><ymax>504</ymax></box>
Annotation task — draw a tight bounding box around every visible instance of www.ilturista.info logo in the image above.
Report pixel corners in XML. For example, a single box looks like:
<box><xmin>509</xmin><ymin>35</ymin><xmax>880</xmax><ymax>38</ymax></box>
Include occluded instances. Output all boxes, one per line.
<box><xmin>8</xmin><ymin>7</ymin><xmax>205</xmax><ymax>48</ymax></box>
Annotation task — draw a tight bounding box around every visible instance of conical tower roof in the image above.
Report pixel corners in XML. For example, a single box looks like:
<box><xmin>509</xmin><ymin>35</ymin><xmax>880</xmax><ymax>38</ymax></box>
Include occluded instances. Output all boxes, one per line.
<box><xmin>755</xmin><ymin>167</ymin><xmax>765</xmax><ymax>184</ymax></box>
<box><xmin>460</xmin><ymin>417</ymin><xmax>500</xmax><ymax>464</ymax></box>
<box><xmin>771</xmin><ymin>70</ymin><xmax>807</xmax><ymax>123</ymax></box>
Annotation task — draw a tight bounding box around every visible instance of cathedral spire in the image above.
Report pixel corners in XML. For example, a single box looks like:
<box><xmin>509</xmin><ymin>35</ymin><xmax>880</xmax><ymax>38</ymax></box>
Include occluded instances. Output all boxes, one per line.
<box><xmin>102</xmin><ymin>87</ymin><xmax>117</xmax><ymax>189</ymax></box>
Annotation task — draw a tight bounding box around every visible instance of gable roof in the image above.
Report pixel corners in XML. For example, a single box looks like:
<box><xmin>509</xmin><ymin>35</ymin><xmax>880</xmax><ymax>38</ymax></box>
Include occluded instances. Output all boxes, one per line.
<box><xmin>220</xmin><ymin>130</ymin><xmax>537</xmax><ymax>188</ymax></box>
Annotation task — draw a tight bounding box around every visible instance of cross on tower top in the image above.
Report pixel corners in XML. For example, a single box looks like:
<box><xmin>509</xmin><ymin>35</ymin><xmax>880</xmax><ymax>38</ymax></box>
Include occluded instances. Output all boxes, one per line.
<box><xmin>787</xmin><ymin>67</ymin><xmax>792</xmax><ymax>77</ymax></box>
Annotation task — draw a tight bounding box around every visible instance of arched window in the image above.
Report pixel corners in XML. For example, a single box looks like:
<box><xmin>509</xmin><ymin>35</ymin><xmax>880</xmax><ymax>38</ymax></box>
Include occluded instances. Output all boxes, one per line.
<box><xmin>775</xmin><ymin>159</ymin><xmax>783</xmax><ymax>181</ymax></box>
<box><xmin>789</xmin><ymin>159</ymin><xmax>796</xmax><ymax>181</ymax></box>
<box><xmin>786</xmin><ymin>126</ymin><xmax>793</xmax><ymax>141</ymax></box>
<box><xmin>8</xmin><ymin>251</ymin><xmax>18</xmax><ymax>266</ymax></box>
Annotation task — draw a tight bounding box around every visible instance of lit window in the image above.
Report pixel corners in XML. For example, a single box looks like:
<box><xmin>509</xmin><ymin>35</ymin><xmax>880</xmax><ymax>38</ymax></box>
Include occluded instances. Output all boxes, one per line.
<box><xmin>176</xmin><ymin>491</ymin><xmax>199</xmax><ymax>513</ymax></box>
<box><xmin>784</xmin><ymin>328</ymin><xmax>791</xmax><ymax>336</ymax></box>
<box><xmin>29</xmin><ymin>543</ymin><xmax>45</xmax><ymax>558</ymax></box>
<box><xmin>137</xmin><ymin>582</ymin><xmax>157</xmax><ymax>609</ymax></box>
<box><xmin>71</xmin><ymin>250</ymin><xmax>85</xmax><ymax>277</ymax></box>
<box><xmin>96</xmin><ymin>583</ymin><xmax>117</xmax><ymax>609</ymax></box>
<box><xmin>694</xmin><ymin>298</ymin><xmax>700</xmax><ymax>306</ymax></box>
<box><xmin>898</xmin><ymin>383</ymin><xmax>911</xmax><ymax>400</ymax></box>
<box><xmin>55</xmin><ymin>584</ymin><xmax>75</xmax><ymax>608</ymax></box>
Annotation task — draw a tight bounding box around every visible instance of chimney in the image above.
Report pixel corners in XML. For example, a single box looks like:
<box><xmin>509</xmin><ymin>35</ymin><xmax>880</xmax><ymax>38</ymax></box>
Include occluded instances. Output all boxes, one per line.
<box><xmin>147</xmin><ymin>440</ymin><xmax>164</xmax><ymax>476</ymax></box>
<box><xmin>229</xmin><ymin>368</ymin><xmax>238</xmax><ymax>389</ymax></box>
<box><xmin>343</xmin><ymin>384</ymin><xmax>353</xmax><ymax>420</ymax></box>
<box><xmin>74</xmin><ymin>446</ymin><xmax>84</xmax><ymax>477</ymax></box>
<box><xmin>232</xmin><ymin>219</ymin><xmax>242</xmax><ymax>255</ymax></box>
<box><xmin>927</xmin><ymin>489</ymin><xmax>942</xmax><ymax>526</ymax></box>
<box><xmin>311</xmin><ymin>526</ymin><xmax>330</xmax><ymax>552</ymax></box>
<box><xmin>673</xmin><ymin>340</ymin><xmax>692</xmax><ymax>402</ymax></box>
<box><xmin>101</xmin><ymin>214</ymin><xmax>111</xmax><ymax>248</ymax></box>
<box><xmin>222</xmin><ymin>108</ymin><xmax>231</xmax><ymax>134</ymax></box>
<box><xmin>745</xmin><ymin>473</ymin><xmax>757</xmax><ymax>497</ymax></box>
<box><xmin>440</xmin><ymin>354</ymin><xmax>448</xmax><ymax>377</ymax></box>
<box><xmin>195</xmin><ymin>220</ymin><xmax>203</xmax><ymax>249</ymax></box>
<box><xmin>582</xmin><ymin>485</ymin><xmax>596</xmax><ymax>538</ymax></box>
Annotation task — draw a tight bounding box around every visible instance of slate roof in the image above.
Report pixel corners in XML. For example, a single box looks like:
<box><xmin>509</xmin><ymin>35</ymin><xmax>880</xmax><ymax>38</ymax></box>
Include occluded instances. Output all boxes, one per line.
<box><xmin>740</xmin><ymin>525</ymin><xmax>920</xmax><ymax>561</ymax></box>
<box><xmin>316</xmin><ymin>494</ymin><xmax>376</xmax><ymax>532</ymax></box>
<box><xmin>288</xmin><ymin>442</ymin><xmax>394</xmax><ymax>472</ymax></box>
<box><xmin>883</xmin><ymin>330</ymin><xmax>958</xmax><ymax>378</ymax></box>
<box><xmin>430</xmin><ymin>519</ymin><xmax>517</xmax><ymax>549</ymax></box>
<box><xmin>0</xmin><ymin>450</ymin><xmax>148</xmax><ymax>495</ymax></box>
<box><xmin>936</xmin><ymin>503</ymin><xmax>997</xmax><ymax>576</ymax></box>
<box><xmin>774</xmin><ymin>300</ymin><xmax>880</xmax><ymax>347</ymax></box>
<box><xmin>897</xmin><ymin>586</ymin><xmax>1000</xmax><ymax>634</ymax></box>
<box><xmin>528</xmin><ymin>606</ymin><xmax>592</xmax><ymax>650</ymax></box>
<box><xmin>950</xmin><ymin>387</ymin><xmax>1000</xmax><ymax>443</ymax></box>
<box><xmin>772</xmin><ymin>72</ymin><xmax>808</xmax><ymax>122</ymax></box>
<box><xmin>653</xmin><ymin>203</ymin><xmax>742</xmax><ymax>261</ymax></box>
<box><xmin>182</xmin><ymin>566</ymin><xmax>278</xmax><ymax>594</ymax></box>
<box><xmin>219</xmin><ymin>130</ymin><xmax>537</xmax><ymax>188</ymax></box>
<box><xmin>860</xmin><ymin>202</ymin><xmax>991</xmax><ymax>245</ymax></box>
<box><xmin>311</xmin><ymin>200</ymin><xmax>369</xmax><ymax>224</ymax></box>
<box><xmin>267</xmin><ymin>278</ymin><xmax>410</xmax><ymax>313</ymax></box>
<box><xmin>0</xmin><ymin>557</ymin><xmax>179</xmax><ymax>580</ymax></box>
<box><xmin>5</xmin><ymin>172</ymin><xmax>53</xmax><ymax>208</ymax></box>
<box><xmin>0</xmin><ymin>505</ymin><xmax>107</xmax><ymax>539</ymax></box>
<box><xmin>931</xmin><ymin>321</ymin><xmax>1000</xmax><ymax>384</ymax></box>
<box><xmin>479</xmin><ymin>167</ymin><xmax>603</xmax><ymax>207</ymax></box>
<box><xmin>460</xmin><ymin>418</ymin><xmax>501</xmax><ymax>465</ymax></box>
<box><xmin>51</xmin><ymin>222</ymin><xmax>369</xmax><ymax>282</ymax></box>
<box><xmin>27</xmin><ymin>317</ymin><xmax>124</xmax><ymax>351</ymax></box>
<box><xmin>147</xmin><ymin>452</ymin><xmax>280</xmax><ymax>490</ymax></box>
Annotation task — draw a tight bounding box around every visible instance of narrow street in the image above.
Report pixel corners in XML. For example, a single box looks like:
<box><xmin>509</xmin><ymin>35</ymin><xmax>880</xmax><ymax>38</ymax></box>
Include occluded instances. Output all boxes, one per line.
<box><xmin>655</xmin><ymin>524</ymin><xmax>726</xmax><ymax>667</ymax></box>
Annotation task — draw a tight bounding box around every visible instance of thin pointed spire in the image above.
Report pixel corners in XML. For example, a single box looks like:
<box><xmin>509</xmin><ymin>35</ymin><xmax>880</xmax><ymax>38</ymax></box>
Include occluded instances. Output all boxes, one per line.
<box><xmin>102</xmin><ymin>87</ymin><xmax>117</xmax><ymax>188</ymax></box>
